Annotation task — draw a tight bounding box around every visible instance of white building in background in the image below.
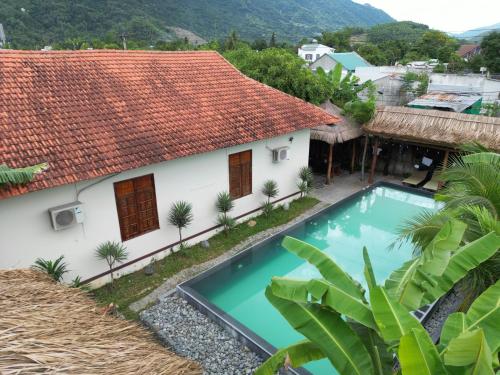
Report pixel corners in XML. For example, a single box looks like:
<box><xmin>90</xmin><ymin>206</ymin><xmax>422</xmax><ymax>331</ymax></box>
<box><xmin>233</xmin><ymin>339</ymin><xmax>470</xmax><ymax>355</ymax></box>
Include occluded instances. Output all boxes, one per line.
<box><xmin>298</xmin><ymin>42</ymin><xmax>334</xmax><ymax>63</ymax></box>
<box><xmin>428</xmin><ymin>74</ymin><xmax>500</xmax><ymax>104</ymax></box>
<box><xmin>0</xmin><ymin>49</ymin><xmax>337</xmax><ymax>286</ymax></box>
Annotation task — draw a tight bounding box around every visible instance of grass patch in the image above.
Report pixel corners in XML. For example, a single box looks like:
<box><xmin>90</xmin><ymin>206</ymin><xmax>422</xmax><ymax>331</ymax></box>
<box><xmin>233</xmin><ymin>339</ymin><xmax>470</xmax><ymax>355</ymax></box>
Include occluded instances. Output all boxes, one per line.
<box><xmin>92</xmin><ymin>196</ymin><xmax>319</xmax><ymax>319</ymax></box>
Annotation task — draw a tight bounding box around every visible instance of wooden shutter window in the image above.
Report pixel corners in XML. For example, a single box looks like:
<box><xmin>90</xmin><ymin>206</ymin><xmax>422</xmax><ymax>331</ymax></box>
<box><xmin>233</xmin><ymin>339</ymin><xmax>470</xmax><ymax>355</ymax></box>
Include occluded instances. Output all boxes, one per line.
<box><xmin>114</xmin><ymin>174</ymin><xmax>159</xmax><ymax>241</ymax></box>
<box><xmin>229</xmin><ymin>150</ymin><xmax>252</xmax><ymax>199</ymax></box>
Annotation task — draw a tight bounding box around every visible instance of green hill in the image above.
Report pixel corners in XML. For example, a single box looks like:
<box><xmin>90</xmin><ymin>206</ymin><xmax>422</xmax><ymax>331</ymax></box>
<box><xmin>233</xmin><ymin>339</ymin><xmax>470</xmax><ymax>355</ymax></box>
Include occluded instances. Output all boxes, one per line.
<box><xmin>0</xmin><ymin>0</ymin><xmax>394</xmax><ymax>48</ymax></box>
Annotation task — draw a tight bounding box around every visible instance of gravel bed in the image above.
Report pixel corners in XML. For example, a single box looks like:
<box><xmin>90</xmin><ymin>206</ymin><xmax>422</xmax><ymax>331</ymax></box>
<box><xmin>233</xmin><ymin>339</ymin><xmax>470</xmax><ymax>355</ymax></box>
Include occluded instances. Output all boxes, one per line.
<box><xmin>141</xmin><ymin>295</ymin><xmax>263</xmax><ymax>375</ymax></box>
<box><xmin>423</xmin><ymin>287</ymin><xmax>464</xmax><ymax>342</ymax></box>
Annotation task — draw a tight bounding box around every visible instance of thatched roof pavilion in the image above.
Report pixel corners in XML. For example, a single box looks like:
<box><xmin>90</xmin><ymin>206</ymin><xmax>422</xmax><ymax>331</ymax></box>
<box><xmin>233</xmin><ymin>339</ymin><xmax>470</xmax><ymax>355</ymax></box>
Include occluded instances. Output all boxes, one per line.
<box><xmin>364</xmin><ymin>106</ymin><xmax>500</xmax><ymax>151</ymax></box>
<box><xmin>311</xmin><ymin>101</ymin><xmax>363</xmax><ymax>144</ymax></box>
<box><xmin>310</xmin><ymin>101</ymin><xmax>363</xmax><ymax>184</ymax></box>
<box><xmin>0</xmin><ymin>269</ymin><xmax>201</xmax><ymax>375</ymax></box>
<box><xmin>361</xmin><ymin>106</ymin><xmax>500</xmax><ymax>183</ymax></box>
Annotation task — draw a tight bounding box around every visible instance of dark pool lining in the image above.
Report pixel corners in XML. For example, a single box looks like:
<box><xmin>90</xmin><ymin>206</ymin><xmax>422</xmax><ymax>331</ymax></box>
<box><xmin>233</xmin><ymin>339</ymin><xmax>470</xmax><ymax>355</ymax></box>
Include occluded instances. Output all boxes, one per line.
<box><xmin>177</xmin><ymin>181</ymin><xmax>434</xmax><ymax>374</ymax></box>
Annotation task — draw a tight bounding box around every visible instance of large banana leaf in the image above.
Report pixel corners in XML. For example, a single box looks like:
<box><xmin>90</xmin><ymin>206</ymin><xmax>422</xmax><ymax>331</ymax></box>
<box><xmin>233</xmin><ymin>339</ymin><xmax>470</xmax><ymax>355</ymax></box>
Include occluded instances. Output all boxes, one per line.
<box><xmin>281</xmin><ymin>236</ymin><xmax>364</xmax><ymax>299</ymax></box>
<box><xmin>399</xmin><ymin>328</ymin><xmax>447</xmax><ymax>375</ymax></box>
<box><xmin>0</xmin><ymin>163</ymin><xmax>48</xmax><ymax>185</ymax></box>
<box><xmin>270</xmin><ymin>277</ymin><xmax>376</xmax><ymax>329</ymax></box>
<box><xmin>363</xmin><ymin>247</ymin><xmax>377</xmax><ymax>292</ymax></box>
<box><xmin>369</xmin><ymin>286</ymin><xmax>422</xmax><ymax>345</ymax></box>
<box><xmin>462</xmin><ymin>152</ymin><xmax>500</xmax><ymax>166</ymax></box>
<box><xmin>444</xmin><ymin>329</ymin><xmax>494</xmax><ymax>375</ymax></box>
<box><xmin>384</xmin><ymin>258</ymin><xmax>420</xmax><ymax>301</ymax></box>
<box><xmin>422</xmin><ymin>232</ymin><xmax>500</xmax><ymax>305</ymax></box>
<box><xmin>265</xmin><ymin>286</ymin><xmax>375</xmax><ymax>375</ymax></box>
<box><xmin>254</xmin><ymin>339</ymin><xmax>325</xmax><ymax>375</ymax></box>
<box><xmin>420</xmin><ymin>219</ymin><xmax>466</xmax><ymax>276</ymax></box>
<box><xmin>465</xmin><ymin>281</ymin><xmax>500</xmax><ymax>353</ymax></box>
<box><xmin>439</xmin><ymin>312</ymin><xmax>468</xmax><ymax>349</ymax></box>
<box><xmin>350</xmin><ymin>322</ymin><xmax>393</xmax><ymax>375</ymax></box>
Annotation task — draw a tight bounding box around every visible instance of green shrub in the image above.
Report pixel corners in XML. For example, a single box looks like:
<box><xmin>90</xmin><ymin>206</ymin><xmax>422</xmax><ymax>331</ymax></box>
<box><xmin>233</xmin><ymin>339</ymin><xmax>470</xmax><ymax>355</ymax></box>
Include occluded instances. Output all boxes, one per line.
<box><xmin>32</xmin><ymin>255</ymin><xmax>68</xmax><ymax>282</ymax></box>
<box><xmin>168</xmin><ymin>201</ymin><xmax>194</xmax><ymax>245</ymax></box>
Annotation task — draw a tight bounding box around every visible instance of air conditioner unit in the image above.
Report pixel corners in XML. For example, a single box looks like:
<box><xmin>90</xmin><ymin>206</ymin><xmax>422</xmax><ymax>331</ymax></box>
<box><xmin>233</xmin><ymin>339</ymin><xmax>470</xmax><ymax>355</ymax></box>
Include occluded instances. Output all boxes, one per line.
<box><xmin>48</xmin><ymin>201</ymin><xmax>84</xmax><ymax>231</ymax></box>
<box><xmin>272</xmin><ymin>147</ymin><xmax>290</xmax><ymax>163</ymax></box>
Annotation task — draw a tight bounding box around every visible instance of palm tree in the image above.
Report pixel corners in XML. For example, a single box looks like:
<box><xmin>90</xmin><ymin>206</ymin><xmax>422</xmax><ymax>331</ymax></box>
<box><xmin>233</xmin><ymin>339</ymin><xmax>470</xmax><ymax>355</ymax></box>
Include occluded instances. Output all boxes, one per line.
<box><xmin>397</xmin><ymin>145</ymin><xmax>499</xmax><ymax>299</ymax></box>
<box><xmin>95</xmin><ymin>241</ymin><xmax>128</xmax><ymax>286</ymax></box>
<box><xmin>168</xmin><ymin>201</ymin><xmax>193</xmax><ymax>246</ymax></box>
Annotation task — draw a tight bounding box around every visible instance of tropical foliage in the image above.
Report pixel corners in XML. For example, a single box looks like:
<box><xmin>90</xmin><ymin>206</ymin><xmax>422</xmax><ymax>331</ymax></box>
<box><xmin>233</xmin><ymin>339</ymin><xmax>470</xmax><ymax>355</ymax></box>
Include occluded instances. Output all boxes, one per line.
<box><xmin>480</xmin><ymin>32</ymin><xmax>500</xmax><ymax>73</ymax></box>
<box><xmin>397</xmin><ymin>146</ymin><xmax>500</xmax><ymax>299</ymax></box>
<box><xmin>216</xmin><ymin>191</ymin><xmax>235</xmax><ymax>235</ymax></box>
<box><xmin>298</xmin><ymin>166</ymin><xmax>314</xmax><ymax>198</ymax></box>
<box><xmin>95</xmin><ymin>241</ymin><xmax>128</xmax><ymax>285</ymax></box>
<box><xmin>0</xmin><ymin>163</ymin><xmax>47</xmax><ymax>187</ymax></box>
<box><xmin>168</xmin><ymin>201</ymin><xmax>194</xmax><ymax>245</ymax></box>
<box><xmin>256</xmin><ymin>226</ymin><xmax>500</xmax><ymax>375</ymax></box>
<box><xmin>32</xmin><ymin>255</ymin><xmax>68</xmax><ymax>282</ymax></box>
<box><xmin>261</xmin><ymin>180</ymin><xmax>279</xmax><ymax>217</ymax></box>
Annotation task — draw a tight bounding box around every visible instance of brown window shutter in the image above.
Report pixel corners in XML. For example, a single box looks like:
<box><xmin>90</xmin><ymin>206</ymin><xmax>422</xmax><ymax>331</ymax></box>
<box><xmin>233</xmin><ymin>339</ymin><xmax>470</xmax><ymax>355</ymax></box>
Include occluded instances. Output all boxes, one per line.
<box><xmin>114</xmin><ymin>174</ymin><xmax>159</xmax><ymax>241</ymax></box>
<box><xmin>228</xmin><ymin>150</ymin><xmax>252</xmax><ymax>199</ymax></box>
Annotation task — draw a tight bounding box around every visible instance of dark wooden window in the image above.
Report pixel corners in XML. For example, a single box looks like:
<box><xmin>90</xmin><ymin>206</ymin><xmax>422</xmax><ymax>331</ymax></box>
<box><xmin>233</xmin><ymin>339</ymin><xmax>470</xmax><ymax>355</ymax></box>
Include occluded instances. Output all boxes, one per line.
<box><xmin>114</xmin><ymin>174</ymin><xmax>159</xmax><ymax>241</ymax></box>
<box><xmin>229</xmin><ymin>150</ymin><xmax>252</xmax><ymax>199</ymax></box>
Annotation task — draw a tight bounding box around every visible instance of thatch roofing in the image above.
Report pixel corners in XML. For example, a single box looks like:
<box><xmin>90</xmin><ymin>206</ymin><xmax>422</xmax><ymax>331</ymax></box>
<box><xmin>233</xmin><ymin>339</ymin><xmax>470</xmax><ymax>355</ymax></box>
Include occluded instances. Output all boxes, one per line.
<box><xmin>311</xmin><ymin>101</ymin><xmax>363</xmax><ymax>144</ymax></box>
<box><xmin>0</xmin><ymin>269</ymin><xmax>201</xmax><ymax>375</ymax></box>
<box><xmin>364</xmin><ymin>106</ymin><xmax>500</xmax><ymax>151</ymax></box>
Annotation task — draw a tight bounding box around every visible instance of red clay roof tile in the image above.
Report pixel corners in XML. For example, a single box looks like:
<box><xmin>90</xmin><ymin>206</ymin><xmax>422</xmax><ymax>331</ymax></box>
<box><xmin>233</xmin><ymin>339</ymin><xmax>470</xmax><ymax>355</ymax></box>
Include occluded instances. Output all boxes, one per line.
<box><xmin>0</xmin><ymin>50</ymin><xmax>338</xmax><ymax>199</ymax></box>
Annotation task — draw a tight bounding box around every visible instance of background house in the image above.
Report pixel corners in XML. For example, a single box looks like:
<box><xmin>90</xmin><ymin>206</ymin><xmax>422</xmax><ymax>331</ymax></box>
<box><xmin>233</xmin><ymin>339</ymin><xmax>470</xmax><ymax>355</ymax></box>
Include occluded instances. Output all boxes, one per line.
<box><xmin>310</xmin><ymin>51</ymin><xmax>371</xmax><ymax>74</ymax></box>
<box><xmin>407</xmin><ymin>92</ymin><xmax>483</xmax><ymax>114</ymax></box>
<box><xmin>0</xmin><ymin>50</ymin><xmax>336</xmax><ymax>286</ymax></box>
<box><xmin>298</xmin><ymin>42</ymin><xmax>334</xmax><ymax>63</ymax></box>
<box><xmin>457</xmin><ymin>44</ymin><xmax>481</xmax><ymax>60</ymax></box>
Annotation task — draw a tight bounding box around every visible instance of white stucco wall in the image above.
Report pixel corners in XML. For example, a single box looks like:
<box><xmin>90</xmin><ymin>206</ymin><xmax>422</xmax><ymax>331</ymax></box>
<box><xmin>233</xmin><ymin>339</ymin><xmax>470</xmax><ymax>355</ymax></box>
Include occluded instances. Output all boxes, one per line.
<box><xmin>0</xmin><ymin>129</ymin><xmax>310</xmax><ymax>286</ymax></box>
<box><xmin>298</xmin><ymin>45</ymin><xmax>334</xmax><ymax>63</ymax></box>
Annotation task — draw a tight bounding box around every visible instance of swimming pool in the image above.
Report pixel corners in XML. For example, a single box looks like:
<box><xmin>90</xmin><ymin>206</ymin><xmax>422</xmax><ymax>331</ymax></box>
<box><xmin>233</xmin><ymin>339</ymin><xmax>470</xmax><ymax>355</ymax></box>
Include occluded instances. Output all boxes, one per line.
<box><xmin>178</xmin><ymin>183</ymin><xmax>441</xmax><ymax>374</ymax></box>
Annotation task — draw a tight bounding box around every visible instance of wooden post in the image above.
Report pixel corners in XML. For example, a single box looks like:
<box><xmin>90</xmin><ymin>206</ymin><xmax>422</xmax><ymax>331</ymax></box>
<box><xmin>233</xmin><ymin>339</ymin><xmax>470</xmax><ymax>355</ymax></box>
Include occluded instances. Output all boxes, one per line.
<box><xmin>350</xmin><ymin>140</ymin><xmax>356</xmax><ymax>174</ymax></box>
<box><xmin>442</xmin><ymin>150</ymin><xmax>450</xmax><ymax>170</ymax></box>
<box><xmin>368</xmin><ymin>137</ymin><xmax>379</xmax><ymax>184</ymax></box>
<box><xmin>326</xmin><ymin>143</ymin><xmax>334</xmax><ymax>184</ymax></box>
<box><xmin>361</xmin><ymin>135</ymin><xmax>369</xmax><ymax>181</ymax></box>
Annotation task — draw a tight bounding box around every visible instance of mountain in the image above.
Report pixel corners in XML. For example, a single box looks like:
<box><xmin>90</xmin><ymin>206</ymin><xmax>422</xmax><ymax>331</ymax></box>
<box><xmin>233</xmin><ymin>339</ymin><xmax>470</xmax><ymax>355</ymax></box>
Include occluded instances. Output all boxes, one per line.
<box><xmin>0</xmin><ymin>0</ymin><xmax>394</xmax><ymax>48</ymax></box>
<box><xmin>452</xmin><ymin>23</ymin><xmax>500</xmax><ymax>40</ymax></box>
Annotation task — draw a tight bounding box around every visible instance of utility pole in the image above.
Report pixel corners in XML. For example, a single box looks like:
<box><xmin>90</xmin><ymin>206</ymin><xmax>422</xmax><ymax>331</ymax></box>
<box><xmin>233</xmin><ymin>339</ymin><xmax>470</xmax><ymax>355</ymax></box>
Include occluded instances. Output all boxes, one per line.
<box><xmin>120</xmin><ymin>32</ymin><xmax>127</xmax><ymax>50</ymax></box>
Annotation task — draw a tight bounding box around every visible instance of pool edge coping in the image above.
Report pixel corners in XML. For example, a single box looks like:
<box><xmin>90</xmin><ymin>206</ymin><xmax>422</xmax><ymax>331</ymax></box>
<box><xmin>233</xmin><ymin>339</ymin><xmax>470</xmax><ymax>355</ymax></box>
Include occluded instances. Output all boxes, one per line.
<box><xmin>177</xmin><ymin>181</ymin><xmax>435</xmax><ymax>374</ymax></box>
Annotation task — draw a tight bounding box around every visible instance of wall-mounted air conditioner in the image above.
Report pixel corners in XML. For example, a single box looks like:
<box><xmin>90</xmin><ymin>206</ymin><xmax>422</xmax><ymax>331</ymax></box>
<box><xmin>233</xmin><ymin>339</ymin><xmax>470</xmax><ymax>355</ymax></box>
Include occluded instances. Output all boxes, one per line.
<box><xmin>272</xmin><ymin>146</ymin><xmax>290</xmax><ymax>163</ymax></box>
<box><xmin>48</xmin><ymin>201</ymin><xmax>84</xmax><ymax>231</ymax></box>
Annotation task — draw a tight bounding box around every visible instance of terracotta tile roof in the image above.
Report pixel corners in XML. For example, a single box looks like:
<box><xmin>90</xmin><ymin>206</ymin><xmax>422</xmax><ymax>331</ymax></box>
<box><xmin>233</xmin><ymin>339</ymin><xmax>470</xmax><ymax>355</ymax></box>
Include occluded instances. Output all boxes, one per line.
<box><xmin>457</xmin><ymin>44</ymin><xmax>480</xmax><ymax>57</ymax></box>
<box><xmin>0</xmin><ymin>50</ymin><xmax>338</xmax><ymax>199</ymax></box>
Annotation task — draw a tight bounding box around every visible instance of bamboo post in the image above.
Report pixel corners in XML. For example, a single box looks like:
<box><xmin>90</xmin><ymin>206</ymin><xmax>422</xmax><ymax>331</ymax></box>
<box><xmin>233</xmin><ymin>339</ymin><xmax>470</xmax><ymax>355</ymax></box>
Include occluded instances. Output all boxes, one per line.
<box><xmin>368</xmin><ymin>137</ymin><xmax>379</xmax><ymax>184</ymax></box>
<box><xmin>350</xmin><ymin>140</ymin><xmax>356</xmax><ymax>174</ymax></box>
<box><xmin>326</xmin><ymin>143</ymin><xmax>334</xmax><ymax>184</ymax></box>
<box><xmin>361</xmin><ymin>135</ymin><xmax>369</xmax><ymax>181</ymax></box>
<box><xmin>442</xmin><ymin>150</ymin><xmax>450</xmax><ymax>169</ymax></box>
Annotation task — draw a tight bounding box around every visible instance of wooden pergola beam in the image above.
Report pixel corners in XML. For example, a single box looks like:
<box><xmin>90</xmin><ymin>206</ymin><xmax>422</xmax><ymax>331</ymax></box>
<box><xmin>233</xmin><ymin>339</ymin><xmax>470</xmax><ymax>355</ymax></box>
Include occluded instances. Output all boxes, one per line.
<box><xmin>368</xmin><ymin>137</ymin><xmax>379</xmax><ymax>184</ymax></box>
<box><xmin>326</xmin><ymin>143</ymin><xmax>334</xmax><ymax>184</ymax></box>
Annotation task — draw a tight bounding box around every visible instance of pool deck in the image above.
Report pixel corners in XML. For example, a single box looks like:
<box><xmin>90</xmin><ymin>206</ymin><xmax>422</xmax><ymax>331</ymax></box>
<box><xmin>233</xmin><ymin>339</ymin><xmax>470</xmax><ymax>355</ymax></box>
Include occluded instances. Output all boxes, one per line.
<box><xmin>311</xmin><ymin>171</ymin><xmax>402</xmax><ymax>204</ymax></box>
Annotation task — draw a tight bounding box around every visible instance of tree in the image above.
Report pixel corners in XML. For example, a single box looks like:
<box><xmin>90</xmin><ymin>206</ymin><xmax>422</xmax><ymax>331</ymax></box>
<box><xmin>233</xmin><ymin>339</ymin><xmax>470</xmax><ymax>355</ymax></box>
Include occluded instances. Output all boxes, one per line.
<box><xmin>319</xmin><ymin>29</ymin><xmax>352</xmax><ymax>51</ymax></box>
<box><xmin>356</xmin><ymin>43</ymin><xmax>387</xmax><ymax>66</ymax></box>
<box><xmin>468</xmin><ymin>54</ymin><xmax>486</xmax><ymax>73</ymax></box>
<box><xmin>480</xmin><ymin>31</ymin><xmax>500</xmax><ymax>73</ymax></box>
<box><xmin>95</xmin><ymin>241</ymin><xmax>128</xmax><ymax>286</ymax></box>
<box><xmin>397</xmin><ymin>147</ymin><xmax>500</xmax><ymax>300</ymax></box>
<box><xmin>0</xmin><ymin>163</ymin><xmax>47</xmax><ymax>187</ymax></box>
<box><xmin>168</xmin><ymin>201</ymin><xmax>193</xmax><ymax>246</ymax></box>
<box><xmin>251</xmin><ymin>38</ymin><xmax>268</xmax><ymax>51</ymax></box>
<box><xmin>256</xmin><ymin>228</ymin><xmax>500</xmax><ymax>375</ymax></box>
<box><xmin>224</xmin><ymin>46</ymin><xmax>331</xmax><ymax>104</ymax></box>
<box><xmin>224</xmin><ymin>30</ymin><xmax>240</xmax><ymax>51</ymax></box>
<box><xmin>415</xmin><ymin>30</ymin><xmax>459</xmax><ymax>62</ymax></box>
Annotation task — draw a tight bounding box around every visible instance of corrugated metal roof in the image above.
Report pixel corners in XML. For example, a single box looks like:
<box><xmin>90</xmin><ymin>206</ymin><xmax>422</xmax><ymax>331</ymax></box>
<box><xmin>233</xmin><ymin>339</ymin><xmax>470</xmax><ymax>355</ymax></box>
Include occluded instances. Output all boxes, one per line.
<box><xmin>408</xmin><ymin>92</ymin><xmax>482</xmax><ymax>112</ymax></box>
<box><xmin>328</xmin><ymin>52</ymin><xmax>371</xmax><ymax>71</ymax></box>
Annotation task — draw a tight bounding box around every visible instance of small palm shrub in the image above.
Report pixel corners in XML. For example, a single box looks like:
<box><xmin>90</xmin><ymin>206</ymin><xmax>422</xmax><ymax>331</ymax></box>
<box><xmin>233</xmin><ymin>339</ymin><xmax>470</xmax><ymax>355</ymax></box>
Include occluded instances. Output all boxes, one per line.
<box><xmin>168</xmin><ymin>200</ymin><xmax>193</xmax><ymax>245</ymax></box>
<box><xmin>32</xmin><ymin>255</ymin><xmax>68</xmax><ymax>282</ymax></box>
<box><xmin>216</xmin><ymin>191</ymin><xmax>235</xmax><ymax>235</ymax></box>
<box><xmin>298</xmin><ymin>166</ymin><xmax>313</xmax><ymax>197</ymax></box>
<box><xmin>95</xmin><ymin>241</ymin><xmax>128</xmax><ymax>286</ymax></box>
<box><xmin>262</xmin><ymin>180</ymin><xmax>279</xmax><ymax>217</ymax></box>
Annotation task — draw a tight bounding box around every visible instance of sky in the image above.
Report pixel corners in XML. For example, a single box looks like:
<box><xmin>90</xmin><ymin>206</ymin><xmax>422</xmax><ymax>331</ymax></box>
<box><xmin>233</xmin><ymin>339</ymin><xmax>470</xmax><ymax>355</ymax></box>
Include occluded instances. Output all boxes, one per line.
<box><xmin>354</xmin><ymin>0</ymin><xmax>500</xmax><ymax>33</ymax></box>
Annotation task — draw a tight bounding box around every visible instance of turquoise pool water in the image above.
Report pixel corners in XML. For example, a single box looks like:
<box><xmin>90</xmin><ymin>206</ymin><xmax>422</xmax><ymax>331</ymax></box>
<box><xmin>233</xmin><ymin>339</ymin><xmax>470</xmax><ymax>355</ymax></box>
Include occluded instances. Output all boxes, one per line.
<box><xmin>190</xmin><ymin>186</ymin><xmax>441</xmax><ymax>374</ymax></box>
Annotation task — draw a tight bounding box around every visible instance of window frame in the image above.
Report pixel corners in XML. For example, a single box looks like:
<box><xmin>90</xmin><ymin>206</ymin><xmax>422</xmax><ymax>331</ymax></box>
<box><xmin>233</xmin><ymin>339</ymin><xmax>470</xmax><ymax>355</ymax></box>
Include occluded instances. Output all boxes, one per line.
<box><xmin>113</xmin><ymin>174</ymin><xmax>160</xmax><ymax>242</ymax></box>
<box><xmin>228</xmin><ymin>150</ymin><xmax>252</xmax><ymax>200</ymax></box>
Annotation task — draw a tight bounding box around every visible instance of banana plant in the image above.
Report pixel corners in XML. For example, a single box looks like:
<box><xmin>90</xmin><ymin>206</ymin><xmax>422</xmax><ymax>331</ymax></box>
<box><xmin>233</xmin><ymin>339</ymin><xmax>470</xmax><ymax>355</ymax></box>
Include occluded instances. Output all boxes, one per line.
<box><xmin>255</xmin><ymin>225</ymin><xmax>499</xmax><ymax>375</ymax></box>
